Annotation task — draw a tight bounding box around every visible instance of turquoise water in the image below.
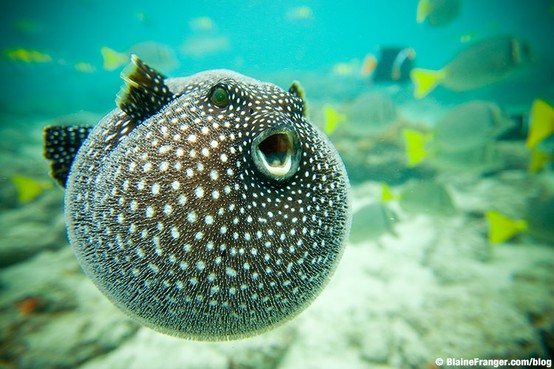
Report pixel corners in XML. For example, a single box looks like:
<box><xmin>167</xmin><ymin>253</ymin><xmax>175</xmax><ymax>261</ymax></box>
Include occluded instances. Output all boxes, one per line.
<box><xmin>1</xmin><ymin>0</ymin><xmax>553</xmax><ymax>114</ymax></box>
<box><xmin>1</xmin><ymin>1</ymin><xmax>554</xmax><ymax>368</ymax></box>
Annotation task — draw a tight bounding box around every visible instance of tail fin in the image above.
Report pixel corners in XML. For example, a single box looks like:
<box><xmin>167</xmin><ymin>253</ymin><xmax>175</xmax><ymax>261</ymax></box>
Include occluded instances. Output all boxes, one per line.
<box><xmin>528</xmin><ymin>148</ymin><xmax>550</xmax><ymax>173</ymax></box>
<box><xmin>526</xmin><ymin>99</ymin><xmax>554</xmax><ymax>148</ymax></box>
<box><xmin>416</xmin><ymin>0</ymin><xmax>430</xmax><ymax>23</ymax></box>
<box><xmin>485</xmin><ymin>210</ymin><xmax>528</xmax><ymax>244</ymax></box>
<box><xmin>402</xmin><ymin>128</ymin><xmax>431</xmax><ymax>167</ymax></box>
<box><xmin>101</xmin><ymin>47</ymin><xmax>128</xmax><ymax>71</ymax></box>
<box><xmin>323</xmin><ymin>104</ymin><xmax>346</xmax><ymax>135</ymax></box>
<box><xmin>380</xmin><ymin>183</ymin><xmax>396</xmax><ymax>202</ymax></box>
<box><xmin>11</xmin><ymin>175</ymin><xmax>53</xmax><ymax>203</ymax></box>
<box><xmin>410</xmin><ymin>68</ymin><xmax>445</xmax><ymax>98</ymax></box>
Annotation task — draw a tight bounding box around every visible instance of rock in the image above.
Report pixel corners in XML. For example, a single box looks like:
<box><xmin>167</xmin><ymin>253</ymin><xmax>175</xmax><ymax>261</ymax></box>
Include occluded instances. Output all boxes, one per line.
<box><xmin>359</xmin><ymin>319</ymin><xmax>392</xmax><ymax>364</ymax></box>
<box><xmin>0</xmin><ymin>248</ymin><xmax>140</xmax><ymax>369</ymax></box>
<box><xmin>0</xmin><ymin>190</ymin><xmax>66</xmax><ymax>267</ymax></box>
<box><xmin>78</xmin><ymin>326</ymin><xmax>296</xmax><ymax>369</ymax></box>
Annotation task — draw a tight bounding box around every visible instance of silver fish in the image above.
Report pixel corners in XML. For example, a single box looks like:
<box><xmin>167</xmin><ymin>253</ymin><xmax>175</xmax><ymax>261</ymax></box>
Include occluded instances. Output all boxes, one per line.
<box><xmin>44</xmin><ymin>55</ymin><xmax>351</xmax><ymax>341</ymax></box>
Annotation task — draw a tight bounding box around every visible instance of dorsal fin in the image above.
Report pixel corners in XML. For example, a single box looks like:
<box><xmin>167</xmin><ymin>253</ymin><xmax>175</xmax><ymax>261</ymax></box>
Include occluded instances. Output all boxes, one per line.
<box><xmin>43</xmin><ymin>125</ymin><xmax>92</xmax><ymax>187</ymax></box>
<box><xmin>288</xmin><ymin>80</ymin><xmax>305</xmax><ymax>100</ymax></box>
<box><xmin>116</xmin><ymin>54</ymin><xmax>174</xmax><ymax>123</ymax></box>
<box><xmin>288</xmin><ymin>80</ymin><xmax>308</xmax><ymax>117</ymax></box>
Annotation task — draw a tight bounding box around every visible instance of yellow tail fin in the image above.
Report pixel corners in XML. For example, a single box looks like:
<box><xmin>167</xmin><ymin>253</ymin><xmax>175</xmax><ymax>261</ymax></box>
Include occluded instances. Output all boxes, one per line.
<box><xmin>380</xmin><ymin>183</ymin><xmax>396</xmax><ymax>202</ymax></box>
<box><xmin>526</xmin><ymin>99</ymin><xmax>554</xmax><ymax>148</ymax></box>
<box><xmin>11</xmin><ymin>175</ymin><xmax>53</xmax><ymax>203</ymax></box>
<box><xmin>485</xmin><ymin>210</ymin><xmax>528</xmax><ymax>244</ymax></box>
<box><xmin>410</xmin><ymin>68</ymin><xmax>445</xmax><ymax>99</ymax></box>
<box><xmin>528</xmin><ymin>148</ymin><xmax>550</xmax><ymax>173</ymax></box>
<box><xmin>416</xmin><ymin>0</ymin><xmax>430</xmax><ymax>23</ymax></box>
<box><xmin>402</xmin><ymin>128</ymin><xmax>430</xmax><ymax>167</ymax></box>
<box><xmin>101</xmin><ymin>47</ymin><xmax>128</xmax><ymax>71</ymax></box>
<box><xmin>323</xmin><ymin>104</ymin><xmax>346</xmax><ymax>135</ymax></box>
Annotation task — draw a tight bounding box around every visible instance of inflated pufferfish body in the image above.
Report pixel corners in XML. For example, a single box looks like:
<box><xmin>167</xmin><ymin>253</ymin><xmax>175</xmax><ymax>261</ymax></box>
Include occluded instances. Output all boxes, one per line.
<box><xmin>44</xmin><ymin>56</ymin><xmax>351</xmax><ymax>340</ymax></box>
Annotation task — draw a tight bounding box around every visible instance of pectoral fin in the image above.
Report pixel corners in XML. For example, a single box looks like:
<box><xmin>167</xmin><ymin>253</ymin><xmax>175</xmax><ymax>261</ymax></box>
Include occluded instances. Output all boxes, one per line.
<box><xmin>43</xmin><ymin>125</ymin><xmax>92</xmax><ymax>187</ymax></box>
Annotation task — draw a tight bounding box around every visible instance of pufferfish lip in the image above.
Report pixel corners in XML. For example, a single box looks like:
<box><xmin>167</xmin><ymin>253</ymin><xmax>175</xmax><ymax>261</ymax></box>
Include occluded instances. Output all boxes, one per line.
<box><xmin>43</xmin><ymin>55</ymin><xmax>351</xmax><ymax>341</ymax></box>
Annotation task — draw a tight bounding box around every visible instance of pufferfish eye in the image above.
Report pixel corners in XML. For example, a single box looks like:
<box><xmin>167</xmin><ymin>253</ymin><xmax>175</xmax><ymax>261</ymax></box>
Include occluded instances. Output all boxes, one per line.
<box><xmin>251</xmin><ymin>125</ymin><xmax>301</xmax><ymax>182</ymax></box>
<box><xmin>209</xmin><ymin>84</ymin><xmax>230</xmax><ymax>108</ymax></box>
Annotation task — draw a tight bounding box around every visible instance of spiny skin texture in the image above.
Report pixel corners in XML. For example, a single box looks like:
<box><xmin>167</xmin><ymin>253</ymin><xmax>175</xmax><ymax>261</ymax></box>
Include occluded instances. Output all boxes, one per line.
<box><xmin>65</xmin><ymin>70</ymin><xmax>351</xmax><ymax>340</ymax></box>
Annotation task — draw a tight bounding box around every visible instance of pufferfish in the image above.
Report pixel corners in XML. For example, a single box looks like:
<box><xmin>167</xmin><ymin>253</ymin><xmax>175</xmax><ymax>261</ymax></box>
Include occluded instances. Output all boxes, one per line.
<box><xmin>43</xmin><ymin>55</ymin><xmax>351</xmax><ymax>341</ymax></box>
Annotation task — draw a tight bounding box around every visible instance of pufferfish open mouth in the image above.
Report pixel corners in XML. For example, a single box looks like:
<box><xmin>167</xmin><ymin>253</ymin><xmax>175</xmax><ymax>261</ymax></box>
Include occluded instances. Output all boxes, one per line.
<box><xmin>257</xmin><ymin>133</ymin><xmax>293</xmax><ymax>175</ymax></box>
<box><xmin>252</xmin><ymin>127</ymin><xmax>301</xmax><ymax>181</ymax></box>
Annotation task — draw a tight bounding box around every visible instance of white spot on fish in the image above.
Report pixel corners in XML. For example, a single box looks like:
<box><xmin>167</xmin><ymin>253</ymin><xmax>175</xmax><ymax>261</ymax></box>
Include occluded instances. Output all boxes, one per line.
<box><xmin>171</xmin><ymin>227</ymin><xmax>180</xmax><ymax>239</ymax></box>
